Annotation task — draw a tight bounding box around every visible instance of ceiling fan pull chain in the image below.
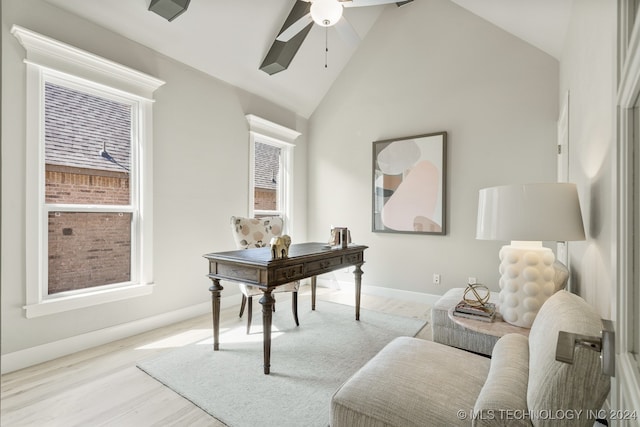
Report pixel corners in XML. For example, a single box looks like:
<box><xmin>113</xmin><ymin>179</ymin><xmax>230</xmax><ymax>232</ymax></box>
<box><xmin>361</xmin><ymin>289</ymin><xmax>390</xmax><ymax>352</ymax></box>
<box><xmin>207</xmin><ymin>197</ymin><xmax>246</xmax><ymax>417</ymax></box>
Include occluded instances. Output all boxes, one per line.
<box><xmin>325</xmin><ymin>26</ymin><xmax>329</xmax><ymax>68</ymax></box>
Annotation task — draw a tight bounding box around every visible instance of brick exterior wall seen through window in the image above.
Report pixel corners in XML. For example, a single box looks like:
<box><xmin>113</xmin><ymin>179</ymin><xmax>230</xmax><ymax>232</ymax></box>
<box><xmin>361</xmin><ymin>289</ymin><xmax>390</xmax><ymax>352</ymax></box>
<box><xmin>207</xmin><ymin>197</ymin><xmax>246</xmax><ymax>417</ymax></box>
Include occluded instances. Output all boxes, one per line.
<box><xmin>48</xmin><ymin>212</ymin><xmax>131</xmax><ymax>293</ymax></box>
<box><xmin>46</xmin><ymin>166</ymin><xmax>129</xmax><ymax>205</ymax></box>
<box><xmin>254</xmin><ymin>188</ymin><xmax>276</xmax><ymax>211</ymax></box>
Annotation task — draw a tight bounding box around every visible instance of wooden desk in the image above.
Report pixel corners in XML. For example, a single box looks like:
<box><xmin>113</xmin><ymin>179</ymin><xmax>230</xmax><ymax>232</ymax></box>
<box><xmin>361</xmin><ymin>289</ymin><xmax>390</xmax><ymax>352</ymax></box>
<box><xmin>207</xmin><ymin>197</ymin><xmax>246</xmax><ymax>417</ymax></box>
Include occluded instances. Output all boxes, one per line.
<box><xmin>204</xmin><ymin>242</ymin><xmax>368</xmax><ymax>374</ymax></box>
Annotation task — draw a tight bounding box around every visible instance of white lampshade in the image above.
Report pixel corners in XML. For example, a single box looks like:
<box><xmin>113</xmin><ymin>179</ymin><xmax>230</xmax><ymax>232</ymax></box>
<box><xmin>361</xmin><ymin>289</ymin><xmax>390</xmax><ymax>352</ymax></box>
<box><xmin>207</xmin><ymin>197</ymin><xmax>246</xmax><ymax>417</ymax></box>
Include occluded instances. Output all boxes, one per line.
<box><xmin>476</xmin><ymin>183</ymin><xmax>586</xmax><ymax>242</ymax></box>
<box><xmin>310</xmin><ymin>0</ymin><xmax>343</xmax><ymax>27</ymax></box>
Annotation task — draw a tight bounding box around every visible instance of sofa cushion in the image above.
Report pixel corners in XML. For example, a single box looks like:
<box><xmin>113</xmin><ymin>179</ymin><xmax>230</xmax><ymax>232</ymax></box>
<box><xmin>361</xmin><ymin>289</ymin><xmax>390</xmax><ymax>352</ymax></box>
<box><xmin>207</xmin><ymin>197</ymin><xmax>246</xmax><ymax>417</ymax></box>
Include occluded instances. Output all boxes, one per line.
<box><xmin>331</xmin><ymin>336</ymin><xmax>491</xmax><ymax>427</ymax></box>
<box><xmin>527</xmin><ymin>290</ymin><xmax>610</xmax><ymax>426</ymax></box>
<box><xmin>473</xmin><ymin>333</ymin><xmax>531</xmax><ymax>427</ymax></box>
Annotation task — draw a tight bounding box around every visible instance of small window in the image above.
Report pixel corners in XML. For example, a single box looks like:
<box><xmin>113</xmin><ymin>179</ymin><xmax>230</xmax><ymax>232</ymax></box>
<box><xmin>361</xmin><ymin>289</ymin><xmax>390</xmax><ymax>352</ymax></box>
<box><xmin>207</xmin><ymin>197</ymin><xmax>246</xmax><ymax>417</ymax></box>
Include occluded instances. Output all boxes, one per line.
<box><xmin>253</xmin><ymin>141</ymin><xmax>283</xmax><ymax>216</ymax></box>
<box><xmin>246</xmin><ymin>115</ymin><xmax>300</xmax><ymax>229</ymax></box>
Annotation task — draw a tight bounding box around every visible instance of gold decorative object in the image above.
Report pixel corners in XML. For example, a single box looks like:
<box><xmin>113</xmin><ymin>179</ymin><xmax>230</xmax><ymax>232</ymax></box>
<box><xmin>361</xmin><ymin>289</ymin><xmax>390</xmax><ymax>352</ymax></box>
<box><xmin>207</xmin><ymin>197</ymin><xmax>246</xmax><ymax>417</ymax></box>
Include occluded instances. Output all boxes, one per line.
<box><xmin>463</xmin><ymin>283</ymin><xmax>490</xmax><ymax>307</ymax></box>
<box><xmin>270</xmin><ymin>235</ymin><xmax>291</xmax><ymax>259</ymax></box>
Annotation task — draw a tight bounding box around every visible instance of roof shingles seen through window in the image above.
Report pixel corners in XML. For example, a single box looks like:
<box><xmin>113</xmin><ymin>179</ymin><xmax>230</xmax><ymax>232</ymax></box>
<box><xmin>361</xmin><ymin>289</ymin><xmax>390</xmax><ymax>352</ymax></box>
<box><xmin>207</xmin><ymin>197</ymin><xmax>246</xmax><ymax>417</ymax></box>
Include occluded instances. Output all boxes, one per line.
<box><xmin>254</xmin><ymin>142</ymin><xmax>280</xmax><ymax>191</ymax></box>
<box><xmin>44</xmin><ymin>82</ymin><xmax>131</xmax><ymax>173</ymax></box>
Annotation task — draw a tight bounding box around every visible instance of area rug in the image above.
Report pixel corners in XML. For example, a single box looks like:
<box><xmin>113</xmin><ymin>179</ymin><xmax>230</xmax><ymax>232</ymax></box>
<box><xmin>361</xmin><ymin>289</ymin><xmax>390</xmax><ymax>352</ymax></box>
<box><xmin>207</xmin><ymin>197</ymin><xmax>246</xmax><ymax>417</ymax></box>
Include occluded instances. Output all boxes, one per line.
<box><xmin>137</xmin><ymin>300</ymin><xmax>427</xmax><ymax>427</ymax></box>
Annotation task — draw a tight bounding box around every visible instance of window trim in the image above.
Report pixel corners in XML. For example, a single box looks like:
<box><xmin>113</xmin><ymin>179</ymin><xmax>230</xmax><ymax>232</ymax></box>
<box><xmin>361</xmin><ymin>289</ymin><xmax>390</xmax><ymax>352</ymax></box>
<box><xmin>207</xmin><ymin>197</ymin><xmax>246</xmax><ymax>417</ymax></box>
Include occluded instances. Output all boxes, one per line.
<box><xmin>12</xmin><ymin>25</ymin><xmax>165</xmax><ymax>318</ymax></box>
<box><xmin>615</xmin><ymin>0</ymin><xmax>640</xmax><ymax>413</ymax></box>
<box><xmin>246</xmin><ymin>115</ymin><xmax>300</xmax><ymax>231</ymax></box>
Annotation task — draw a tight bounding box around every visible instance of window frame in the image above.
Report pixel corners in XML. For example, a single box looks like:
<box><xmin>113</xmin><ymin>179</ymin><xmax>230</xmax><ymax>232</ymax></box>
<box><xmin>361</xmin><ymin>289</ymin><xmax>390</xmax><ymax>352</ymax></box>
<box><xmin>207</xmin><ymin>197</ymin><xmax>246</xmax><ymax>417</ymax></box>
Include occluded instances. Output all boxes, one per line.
<box><xmin>246</xmin><ymin>114</ymin><xmax>300</xmax><ymax>232</ymax></box>
<box><xmin>44</xmin><ymin>76</ymin><xmax>139</xmax><ymax>296</ymax></box>
<box><xmin>12</xmin><ymin>25</ymin><xmax>165</xmax><ymax>318</ymax></box>
<box><xmin>615</xmin><ymin>0</ymin><xmax>640</xmax><ymax>413</ymax></box>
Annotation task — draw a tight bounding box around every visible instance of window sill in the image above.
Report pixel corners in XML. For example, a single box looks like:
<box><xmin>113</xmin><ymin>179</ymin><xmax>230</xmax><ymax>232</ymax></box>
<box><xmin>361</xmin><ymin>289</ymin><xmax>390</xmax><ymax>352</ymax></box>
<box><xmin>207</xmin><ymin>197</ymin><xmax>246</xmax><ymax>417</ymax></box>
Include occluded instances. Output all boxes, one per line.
<box><xmin>23</xmin><ymin>283</ymin><xmax>154</xmax><ymax>318</ymax></box>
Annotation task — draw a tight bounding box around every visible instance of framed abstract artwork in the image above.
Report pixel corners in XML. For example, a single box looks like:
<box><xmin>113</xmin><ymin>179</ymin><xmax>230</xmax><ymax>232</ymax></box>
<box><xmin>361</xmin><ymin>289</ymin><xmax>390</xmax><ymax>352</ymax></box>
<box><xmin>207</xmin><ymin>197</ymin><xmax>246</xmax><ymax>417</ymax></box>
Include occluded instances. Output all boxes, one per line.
<box><xmin>372</xmin><ymin>132</ymin><xmax>447</xmax><ymax>234</ymax></box>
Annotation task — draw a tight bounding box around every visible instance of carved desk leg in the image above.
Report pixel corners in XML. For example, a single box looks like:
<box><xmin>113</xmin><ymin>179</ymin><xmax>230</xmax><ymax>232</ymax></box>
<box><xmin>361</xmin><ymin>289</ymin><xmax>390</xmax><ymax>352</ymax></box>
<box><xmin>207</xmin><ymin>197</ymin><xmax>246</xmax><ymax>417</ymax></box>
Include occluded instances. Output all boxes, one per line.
<box><xmin>354</xmin><ymin>264</ymin><xmax>363</xmax><ymax>321</ymax></box>
<box><xmin>260</xmin><ymin>289</ymin><xmax>275</xmax><ymax>375</ymax></box>
<box><xmin>209</xmin><ymin>278</ymin><xmax>224</xmax><ymax>351</ymax></box>
<box><xmin>311</xmin><ymin>276</ymin><xmax>317</xmax><ymax>311</ymax></box>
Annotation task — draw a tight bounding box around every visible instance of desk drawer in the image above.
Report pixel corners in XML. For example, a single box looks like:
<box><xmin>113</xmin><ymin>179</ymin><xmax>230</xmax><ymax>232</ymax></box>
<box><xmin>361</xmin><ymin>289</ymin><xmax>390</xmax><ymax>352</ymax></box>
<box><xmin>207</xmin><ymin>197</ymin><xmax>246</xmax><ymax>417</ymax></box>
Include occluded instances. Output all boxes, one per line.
<box><xmin>306</xmin><ymin>256</ymin><xmax>343</xmax><ymax>274</ymax></box>
<box><xmin>344</xmin><ymin>252</ymin><xmax>363</xmax><ymax>265</ymax></box>
<box><xmin>274</xmin><ymin>264</ymin><xmax>304</xmax><ymax>282</ymax></box>
<box><xmin>217</xmin><ymin>263</ymin><xmax>260</xmax><ymax>282</ymax></box>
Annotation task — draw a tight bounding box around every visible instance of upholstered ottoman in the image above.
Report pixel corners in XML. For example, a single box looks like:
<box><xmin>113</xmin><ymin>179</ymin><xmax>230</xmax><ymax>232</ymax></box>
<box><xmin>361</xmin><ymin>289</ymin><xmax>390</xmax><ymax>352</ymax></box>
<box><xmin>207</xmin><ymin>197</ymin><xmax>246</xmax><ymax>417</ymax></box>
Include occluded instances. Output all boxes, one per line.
<box><xmin>431</xmin><ymin>287</ymin><xmax>499</xmax><ymax>356</ymax></box>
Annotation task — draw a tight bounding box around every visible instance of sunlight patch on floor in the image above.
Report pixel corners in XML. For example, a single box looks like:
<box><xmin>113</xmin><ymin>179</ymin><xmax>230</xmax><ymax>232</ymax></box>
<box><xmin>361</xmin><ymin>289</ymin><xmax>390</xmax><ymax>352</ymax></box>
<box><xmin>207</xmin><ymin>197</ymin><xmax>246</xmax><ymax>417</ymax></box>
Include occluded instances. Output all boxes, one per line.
<box><xmin>135</xmin><ymin>315</ymin><xmax>291</xmax><ymax>350</ymax></box>
<box><xmin>196</xmin><ymin>324</ymin><xmax>285</xmax><ymax>345</ymax></box>
<box><xmin>136</xmin><ymin>329</ymin><xmax>212</xmax><ymax>350</ymax></box>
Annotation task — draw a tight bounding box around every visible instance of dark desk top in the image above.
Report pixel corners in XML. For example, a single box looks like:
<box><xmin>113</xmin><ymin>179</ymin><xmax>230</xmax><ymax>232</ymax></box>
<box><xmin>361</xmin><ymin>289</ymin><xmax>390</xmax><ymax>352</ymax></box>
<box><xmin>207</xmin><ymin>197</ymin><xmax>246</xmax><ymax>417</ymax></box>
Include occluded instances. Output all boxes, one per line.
<box><xmin>203</xmin><ymin>242</ymin><xmax>368</xmax><ymax>267</ymax></box>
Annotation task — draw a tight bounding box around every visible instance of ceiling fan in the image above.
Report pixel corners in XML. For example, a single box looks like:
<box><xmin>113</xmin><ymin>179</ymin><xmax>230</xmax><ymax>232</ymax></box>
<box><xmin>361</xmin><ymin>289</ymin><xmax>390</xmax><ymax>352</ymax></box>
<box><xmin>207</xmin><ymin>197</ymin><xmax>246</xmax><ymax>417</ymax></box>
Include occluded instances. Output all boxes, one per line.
<box><xmin>260</xmin><ymin>0</ymin><xmax>413</xmax><ymax>75</ymax></box>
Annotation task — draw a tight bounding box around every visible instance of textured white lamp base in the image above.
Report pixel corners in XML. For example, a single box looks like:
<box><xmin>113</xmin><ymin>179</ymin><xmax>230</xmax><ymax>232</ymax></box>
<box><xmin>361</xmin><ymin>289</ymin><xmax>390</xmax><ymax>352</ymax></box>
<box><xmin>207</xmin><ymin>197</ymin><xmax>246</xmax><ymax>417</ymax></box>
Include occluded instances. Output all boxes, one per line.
<box><xmin>498</xmin><ymin>243</ymin><xmax>557</xmax><ymax>328</ymax></box>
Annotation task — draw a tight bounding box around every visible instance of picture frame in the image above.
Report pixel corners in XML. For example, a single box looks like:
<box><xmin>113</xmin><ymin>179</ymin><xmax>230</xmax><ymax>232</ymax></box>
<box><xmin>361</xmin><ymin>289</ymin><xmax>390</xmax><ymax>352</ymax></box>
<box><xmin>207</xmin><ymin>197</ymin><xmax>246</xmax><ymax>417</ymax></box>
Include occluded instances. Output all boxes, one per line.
<box><xmin>372</xmin><ymin>132</ymin><xmax>447</xmax><ymax>235</ymax></box>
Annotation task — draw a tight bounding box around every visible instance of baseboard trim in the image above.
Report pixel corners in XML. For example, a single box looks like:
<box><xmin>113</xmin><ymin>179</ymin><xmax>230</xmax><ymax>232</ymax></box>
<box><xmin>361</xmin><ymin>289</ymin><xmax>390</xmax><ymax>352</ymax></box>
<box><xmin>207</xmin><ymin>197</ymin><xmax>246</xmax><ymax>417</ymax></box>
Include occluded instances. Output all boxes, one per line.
<box><xmin>1</xmin><ymin>294</ymin><xmax>235</xmax><ymax>374</ymax></box>
<box><xmin>316</xmin><ymin>278</ymin><xmax>443</xmax><ymax>306</ymax></box>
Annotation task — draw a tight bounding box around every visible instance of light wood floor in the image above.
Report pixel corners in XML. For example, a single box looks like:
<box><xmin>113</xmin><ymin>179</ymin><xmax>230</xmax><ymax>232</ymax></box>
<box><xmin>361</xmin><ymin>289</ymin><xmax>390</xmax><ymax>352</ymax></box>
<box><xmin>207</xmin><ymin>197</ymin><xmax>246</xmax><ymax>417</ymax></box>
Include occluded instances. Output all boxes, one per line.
<box><xmin>1</xmin><ymin>286</ymin><xmax>432</xmax><ymax>427</ymax></box>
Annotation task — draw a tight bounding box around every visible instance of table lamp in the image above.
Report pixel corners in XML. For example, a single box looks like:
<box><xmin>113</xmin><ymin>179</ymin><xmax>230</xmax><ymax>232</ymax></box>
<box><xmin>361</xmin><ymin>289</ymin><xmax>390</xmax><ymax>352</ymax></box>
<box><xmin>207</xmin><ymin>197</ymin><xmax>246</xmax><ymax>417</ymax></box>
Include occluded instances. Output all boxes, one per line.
<box><xmin>476</xmin><ymin>183</ymin><xmax>586</xmax><ymax>328</ymax></box>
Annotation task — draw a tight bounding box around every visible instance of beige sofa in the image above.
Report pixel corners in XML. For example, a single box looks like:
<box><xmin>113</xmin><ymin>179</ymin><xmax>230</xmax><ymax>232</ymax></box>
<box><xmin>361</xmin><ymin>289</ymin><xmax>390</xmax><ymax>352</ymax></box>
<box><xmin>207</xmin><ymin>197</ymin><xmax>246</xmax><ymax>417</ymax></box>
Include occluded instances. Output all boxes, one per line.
<box><xmin>331</xmin><ymin>291</ymin><xmax>609</xmax><ymax>426</ymax></box>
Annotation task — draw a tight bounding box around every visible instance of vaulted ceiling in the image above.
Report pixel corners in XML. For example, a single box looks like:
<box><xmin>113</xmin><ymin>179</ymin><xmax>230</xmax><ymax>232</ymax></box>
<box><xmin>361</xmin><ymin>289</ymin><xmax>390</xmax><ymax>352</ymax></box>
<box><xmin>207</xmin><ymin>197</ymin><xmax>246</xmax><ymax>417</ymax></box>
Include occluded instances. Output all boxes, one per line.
<box><xmin>43</xmin><ymin>0</ymin><xmax>573</xmax><ymax>118</ymax></box>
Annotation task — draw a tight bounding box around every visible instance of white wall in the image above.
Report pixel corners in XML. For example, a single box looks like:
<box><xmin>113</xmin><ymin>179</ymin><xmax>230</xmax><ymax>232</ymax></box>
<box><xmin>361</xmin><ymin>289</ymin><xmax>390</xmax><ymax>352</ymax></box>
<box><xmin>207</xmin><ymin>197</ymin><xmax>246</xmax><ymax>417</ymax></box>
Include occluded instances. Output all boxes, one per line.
<box><xmin>559</xmin><ymin>0</ymin><xmax>617</xmax><ymax>319</ymax></box>
<box><xmin>307</xmin><ymin>0</ymin><xmax>559</xmax><ymax>295</ymax></box>
<box><xmin>1</xmin><ymin>0</ymin><xmax>308</xmax><ymax>358</ymax></box>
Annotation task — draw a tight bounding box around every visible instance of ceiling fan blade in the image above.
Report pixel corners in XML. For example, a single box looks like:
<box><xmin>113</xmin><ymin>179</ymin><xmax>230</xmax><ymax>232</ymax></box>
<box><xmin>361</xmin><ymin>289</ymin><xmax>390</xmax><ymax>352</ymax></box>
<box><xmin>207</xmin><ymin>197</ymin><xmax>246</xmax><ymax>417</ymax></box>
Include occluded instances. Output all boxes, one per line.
<box><xmin>341</xmin><ymin>0</ymin><xmax>410</xmax><ymax>7</ymax></box>
<box><xmin>334</xmin><ymin>17</ymin><xmax>360</xmax><ymax>48</ymax></box>
<box><xmin>276</xmin><ymin>12</ymin><xmax>313</xmax><ymax>42</ymax></box>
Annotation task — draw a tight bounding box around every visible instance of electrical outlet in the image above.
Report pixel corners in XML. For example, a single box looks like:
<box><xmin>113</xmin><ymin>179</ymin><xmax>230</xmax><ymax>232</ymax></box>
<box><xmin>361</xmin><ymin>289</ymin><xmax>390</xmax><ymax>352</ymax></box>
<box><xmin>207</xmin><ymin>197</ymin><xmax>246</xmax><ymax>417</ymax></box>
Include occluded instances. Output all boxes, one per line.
<box><xmin>433</xmin><ymin>273</ymin><xmax>441</xmax><ymax>285</ymax></box>
<box><xmin>468</xmin><ymin>277</ymin><xmax>477</xmax><ymax>285</ymax></box>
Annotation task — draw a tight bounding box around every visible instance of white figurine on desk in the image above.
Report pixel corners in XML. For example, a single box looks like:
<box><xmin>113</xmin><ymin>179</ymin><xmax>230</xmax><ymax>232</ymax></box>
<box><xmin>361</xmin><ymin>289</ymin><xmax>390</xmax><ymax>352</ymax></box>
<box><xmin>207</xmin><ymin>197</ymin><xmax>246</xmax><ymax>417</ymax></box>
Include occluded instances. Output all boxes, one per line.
<box><xmin>270</xmin><ymin>235</ymin><xmax>291</xmax><ymax>259</ymax></box>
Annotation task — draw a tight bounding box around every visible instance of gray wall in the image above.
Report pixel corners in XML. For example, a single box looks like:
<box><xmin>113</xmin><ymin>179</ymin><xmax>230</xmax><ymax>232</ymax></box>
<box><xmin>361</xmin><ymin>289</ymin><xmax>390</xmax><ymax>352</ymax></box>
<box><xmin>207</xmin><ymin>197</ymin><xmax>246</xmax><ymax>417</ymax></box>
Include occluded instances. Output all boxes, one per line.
<box><xmin>307</xmin><ymin>0</ymin><xmax>559</xmax><ymax>295</ymax></box>
<box><xmin>1</xmin><ymin>0</ymin><xmax>308</xmax><ymax>355</ymax></box>
<box><xmin>559</xmin><ymin>0</ymin><xmax>617</xmax><ymax>318</ymax></box>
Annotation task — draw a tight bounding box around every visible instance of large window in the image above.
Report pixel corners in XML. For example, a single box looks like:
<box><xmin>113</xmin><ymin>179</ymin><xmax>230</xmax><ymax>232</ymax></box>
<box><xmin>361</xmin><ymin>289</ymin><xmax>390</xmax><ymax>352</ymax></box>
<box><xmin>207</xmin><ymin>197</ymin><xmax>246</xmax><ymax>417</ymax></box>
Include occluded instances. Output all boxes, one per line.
<box><xmin>45</xmin><ymin>81</ymin><xmax>134</xmax><ymax>294</ymax></box>
<box><xmin>12</xmin><ymin>26</ymin><xmax>164</xmax><ymax>317</ymax></box>
<box><xmin>246</xmin><ymin>115</ymin><xmax>300</xmax><ymax>229</ymax></box>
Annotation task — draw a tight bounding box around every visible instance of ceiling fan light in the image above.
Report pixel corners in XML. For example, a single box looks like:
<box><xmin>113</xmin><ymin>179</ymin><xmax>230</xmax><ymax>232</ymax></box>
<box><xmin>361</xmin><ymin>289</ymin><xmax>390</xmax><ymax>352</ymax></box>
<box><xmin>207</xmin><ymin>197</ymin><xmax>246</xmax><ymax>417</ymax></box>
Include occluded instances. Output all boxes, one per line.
<box><xmin>310</xmin><ymin>0</ymin><xmax>343</xmax><ymax>27</ymax></box>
